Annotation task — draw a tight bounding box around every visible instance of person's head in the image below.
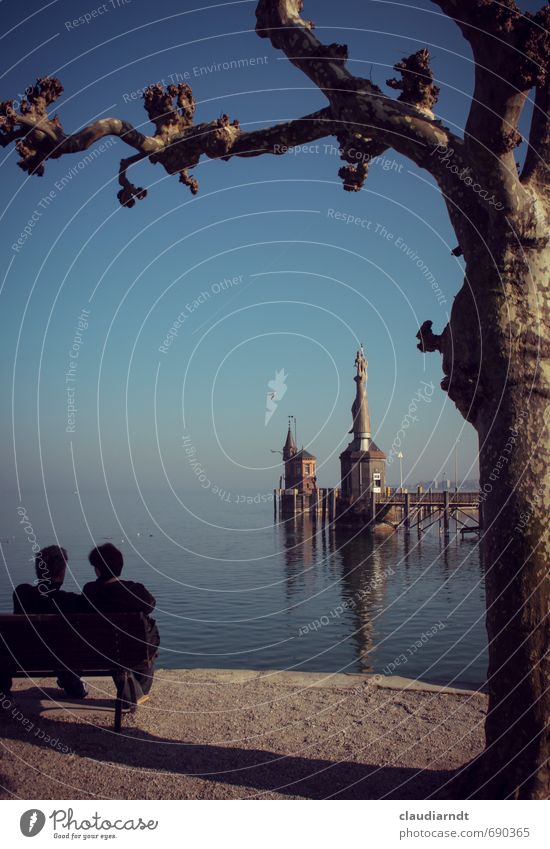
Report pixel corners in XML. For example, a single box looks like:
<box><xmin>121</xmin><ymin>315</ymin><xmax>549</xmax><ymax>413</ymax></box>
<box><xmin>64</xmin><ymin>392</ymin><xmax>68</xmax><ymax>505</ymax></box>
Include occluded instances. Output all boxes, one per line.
<box><xmin>35</xmin><ymin>545</ymin><xmax>68</xmax><ymax>586</ymax></box>
<box><xmin>88</xmin><ymin>543</ymin><xmax>123</xmax><ymax>580</ymax></box>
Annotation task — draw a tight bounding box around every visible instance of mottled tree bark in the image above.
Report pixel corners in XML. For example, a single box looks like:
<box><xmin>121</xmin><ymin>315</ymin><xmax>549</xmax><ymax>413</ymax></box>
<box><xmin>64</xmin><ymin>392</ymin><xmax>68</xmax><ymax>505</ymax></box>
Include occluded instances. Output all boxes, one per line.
<box><xmin>439</xmin><ymin>241</ymin><xmax>550</xmax><ymax>798</ymax></box>
<box><xmin>479</xmin><ymin>386</ymin><xmax>550</xmax><ymax>799</ymax></box>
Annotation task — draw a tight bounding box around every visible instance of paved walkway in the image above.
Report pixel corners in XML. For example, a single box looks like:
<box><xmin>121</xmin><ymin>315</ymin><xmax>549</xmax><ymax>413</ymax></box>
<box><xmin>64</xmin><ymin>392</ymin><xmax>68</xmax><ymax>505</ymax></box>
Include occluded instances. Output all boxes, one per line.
<box><xmin>0</xmin><ymin>669</ymin><xmax>486</xmax><ymax>799</ymax></box>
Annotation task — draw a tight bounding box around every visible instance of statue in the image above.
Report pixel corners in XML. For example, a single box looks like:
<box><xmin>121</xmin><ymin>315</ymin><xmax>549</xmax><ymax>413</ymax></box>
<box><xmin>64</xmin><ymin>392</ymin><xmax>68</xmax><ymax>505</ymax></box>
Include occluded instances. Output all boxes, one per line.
<box><xmin>355</xmin><ymin>344</ymin><xmax>367</xmax><ymax>380</ymax></box>
<box><xmin>350</xmin><ymin>344</ymin><xmax>371</xmax><ymax>445</ymax></box>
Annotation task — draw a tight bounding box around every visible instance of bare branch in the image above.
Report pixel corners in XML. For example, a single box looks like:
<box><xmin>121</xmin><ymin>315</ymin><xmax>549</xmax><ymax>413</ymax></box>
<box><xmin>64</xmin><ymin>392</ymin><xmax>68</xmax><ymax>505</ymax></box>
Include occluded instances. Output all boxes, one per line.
<box><xmin>118</xmin><ymin>153</ymin><xmax>148</xmax><ymax>208</ymax></box>
<box><xmin>229</xmin><ymin>106</ymin><xmax>335</xmax><ymax>156</ymax></box>
<box><xmin>65</xmin><ymin>117</ymin><xmax>161</xmax><ymax>157</ymax></box>
<box><xmin>0</xmin><ymin>77</ymin><xmax>342</xmax><ymax>206</ymax></box>
<box><xmin>430</xmin><ymin>1</ymin><xmax>550</xmax><ymax>194</ymax></box>
<box><xmin>255</xmin><ymin>0</ymin><xmax>549</xmax><ymax>215</ymax></box>
<box><xmin>2</xmin><ymin>2</ymin><xmax>546</xmax><ymax>220</ymax></box>
<box><xmin>227</xmin><ymin>106</ymin><xmax>385</xmax><ymax>192</ymax></box>
<box><xmin>255</xmin><ymin>1</ymin><xmax>471</xmax><ymax>190</ymax></box>
<box><xmin>255</xmin><ymin>0</ymin><xmax>351</xmax><ymax>96</ymax></box>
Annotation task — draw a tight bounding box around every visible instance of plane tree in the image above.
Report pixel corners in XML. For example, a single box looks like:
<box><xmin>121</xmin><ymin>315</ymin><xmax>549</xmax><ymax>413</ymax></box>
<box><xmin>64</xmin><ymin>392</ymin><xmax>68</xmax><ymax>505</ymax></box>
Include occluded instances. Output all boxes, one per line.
<box><xmin>1</xmin><ymin>0</ymin><xmax>549</xmax><ymax>799</ymax></box>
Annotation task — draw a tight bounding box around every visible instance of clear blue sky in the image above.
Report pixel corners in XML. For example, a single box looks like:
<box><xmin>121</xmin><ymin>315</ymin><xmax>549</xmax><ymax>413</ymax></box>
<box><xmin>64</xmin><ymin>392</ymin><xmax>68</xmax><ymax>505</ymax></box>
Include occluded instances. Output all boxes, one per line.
<box><xmin>0</xmin><ymin>0</ymin><xmax>541</xmax><ymax>495</ymax></box>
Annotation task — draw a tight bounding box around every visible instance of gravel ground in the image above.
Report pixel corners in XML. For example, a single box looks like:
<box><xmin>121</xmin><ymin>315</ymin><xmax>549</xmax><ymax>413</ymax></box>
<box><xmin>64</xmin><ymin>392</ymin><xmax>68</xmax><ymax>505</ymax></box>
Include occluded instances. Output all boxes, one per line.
<box><xmin>0</xmin><ymin>669</ymin><xmax>486</xmax><ymax>800</ymax></box>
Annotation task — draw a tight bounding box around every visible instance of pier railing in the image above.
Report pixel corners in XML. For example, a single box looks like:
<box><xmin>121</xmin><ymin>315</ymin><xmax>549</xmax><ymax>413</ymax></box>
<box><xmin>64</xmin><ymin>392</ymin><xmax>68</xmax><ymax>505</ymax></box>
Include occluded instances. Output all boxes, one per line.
<box><xmin>376</xmin><ymin>490</ymin><xmax>480</xmax><ymax>507</ymax></box>
<box><xmin>274</xmin><ymin>487</ymin><xmax>480</xmax><ymax>513</ymax></box>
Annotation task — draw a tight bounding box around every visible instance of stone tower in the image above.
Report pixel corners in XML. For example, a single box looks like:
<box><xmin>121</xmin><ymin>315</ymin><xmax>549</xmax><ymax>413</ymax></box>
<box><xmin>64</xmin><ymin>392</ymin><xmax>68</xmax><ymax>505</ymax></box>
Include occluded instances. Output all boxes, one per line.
<box><xmin>283</xmin><ymin>422</ymin><xmax>317</xmax><ymax>494</ymax></box>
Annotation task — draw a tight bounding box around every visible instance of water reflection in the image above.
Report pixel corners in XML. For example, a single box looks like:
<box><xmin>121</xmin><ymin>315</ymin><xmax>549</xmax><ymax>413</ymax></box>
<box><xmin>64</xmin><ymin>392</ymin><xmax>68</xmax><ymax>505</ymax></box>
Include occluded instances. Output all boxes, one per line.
<box><xmin>332</xmin><ymin>526</ymin><xmax>390</xmax><ymax>672</ymax></box>
<box><xmin>276</xmin><ymin>514</ymin><xmax>487</xmax><ymax>685</ymax></box>
<box><xmin>279</xmin><ymin>517</ymin><xmax>396</xmax><ymax>673</ymax></box>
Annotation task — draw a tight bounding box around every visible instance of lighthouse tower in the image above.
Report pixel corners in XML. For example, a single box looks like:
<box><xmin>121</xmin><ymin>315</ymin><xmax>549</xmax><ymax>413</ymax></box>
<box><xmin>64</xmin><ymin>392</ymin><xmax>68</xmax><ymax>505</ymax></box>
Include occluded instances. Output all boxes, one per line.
<box><xmin>338</xmin><ymin>346</ymin><xmax>386</xmax><ymax>519</ymax></box>
<box><xmin>282</xmin><ymin>422</ymin><xmax>317</xmax><ymax>495</ymax></box>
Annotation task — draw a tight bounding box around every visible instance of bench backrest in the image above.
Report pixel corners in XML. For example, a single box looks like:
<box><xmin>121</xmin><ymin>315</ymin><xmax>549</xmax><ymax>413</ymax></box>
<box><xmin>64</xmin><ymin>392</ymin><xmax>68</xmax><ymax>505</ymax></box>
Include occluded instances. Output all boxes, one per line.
<box><xmin>0</xmin><ymin>613</ymin><xmax>151</xmax><ymax>672</ymax></box>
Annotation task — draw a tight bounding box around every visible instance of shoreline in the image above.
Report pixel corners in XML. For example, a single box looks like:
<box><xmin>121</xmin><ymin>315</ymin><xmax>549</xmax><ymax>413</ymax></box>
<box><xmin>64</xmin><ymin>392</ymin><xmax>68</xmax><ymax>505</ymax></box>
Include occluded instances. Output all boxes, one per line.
<box><xmin>1</xmin><ymin>668</ymin><xmax>487</xmax><ymax>800</ymax></box>
<box><xmin>146</xmin><ymin>666</ymin><xmax>486</xmax><ymax>694</ymax></box>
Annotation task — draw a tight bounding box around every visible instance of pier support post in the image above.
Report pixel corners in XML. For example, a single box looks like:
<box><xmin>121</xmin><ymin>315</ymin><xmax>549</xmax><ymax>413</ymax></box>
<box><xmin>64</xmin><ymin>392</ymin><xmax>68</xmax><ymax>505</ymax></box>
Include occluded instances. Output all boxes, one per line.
<box><xmin>443</xmin><ymin>490</ymin><xmax>450</xmax><ymax>536</ymax></box>
<box><xmin>404</xmin><ymin>492</ymin><xmax>411</xmax><ymax>533</ymax></box>
<box><xmin>310</xmin><ymin>487</ymin><xmax>318</xmax><ymax>522</ymax></box>
<box><xmin>371</xmin><ymin>489</ymin><xmax>377</xmax><ymax>527</ymax></box>
<box><xmin>273</xmin><ymin>488</ymin><xmax>277</xmax><ymax>522</ymax></box>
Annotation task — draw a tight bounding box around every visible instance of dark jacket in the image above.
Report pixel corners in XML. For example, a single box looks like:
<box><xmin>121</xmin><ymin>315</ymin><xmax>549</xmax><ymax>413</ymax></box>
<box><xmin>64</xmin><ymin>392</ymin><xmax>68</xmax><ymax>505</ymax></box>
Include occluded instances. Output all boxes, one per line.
<box><xmin>82</xmin><ymin>578</ymin><xmax>156</xmax><ymax>615</ymax></box>
<box><xmin>82</xmin><ymin>578</ymin><xmax>160</xmax><ymax>654</ymax></box>
<box><xmin>13</xmin><ymin>582</ymin><xmax>87</xmax><ymax>615</ymax></box>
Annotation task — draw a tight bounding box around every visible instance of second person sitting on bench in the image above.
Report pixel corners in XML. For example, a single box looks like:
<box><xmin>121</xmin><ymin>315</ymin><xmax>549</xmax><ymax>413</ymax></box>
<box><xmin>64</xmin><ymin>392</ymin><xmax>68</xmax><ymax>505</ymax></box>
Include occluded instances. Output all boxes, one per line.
<box><xmin>83</xmin><ymin>543</ymin><xmax>159</xmax><ymax>706</ymax></box>
<box><xmin>13</xmin><ymin>545</ymin><xmax>88</xmax><ymax>699</ymax></box>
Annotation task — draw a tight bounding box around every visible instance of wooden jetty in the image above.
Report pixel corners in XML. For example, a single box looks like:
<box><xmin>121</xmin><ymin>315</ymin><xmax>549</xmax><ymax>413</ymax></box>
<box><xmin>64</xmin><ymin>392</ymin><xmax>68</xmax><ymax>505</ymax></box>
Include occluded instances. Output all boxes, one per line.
<box><xmin>274</xmin><ymin>487</ymin><xmax>340</xmax><ymax>523</ymax></box>
<box><xmin>274</xmin><ymin>486</ymin><xmax>481</xmax><ymax>536</ymax></box>
<box><xmin>374</xmin><ymin>489</ymin><xmax>481</xmax><ymax>536</ymax></box>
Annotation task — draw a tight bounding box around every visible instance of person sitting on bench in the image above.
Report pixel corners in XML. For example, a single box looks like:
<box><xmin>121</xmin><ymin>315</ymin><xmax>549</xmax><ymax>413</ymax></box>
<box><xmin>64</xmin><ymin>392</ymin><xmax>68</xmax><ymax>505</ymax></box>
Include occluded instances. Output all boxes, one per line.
<box><xmin>0</xmin><ymin>545</ymin><xmax>88</xmax><ymax>700</ymax></box>
<box><xmin>83</xmin><ymin>543</ymin><xmax>159</xmax><ymax>706</ymax></box>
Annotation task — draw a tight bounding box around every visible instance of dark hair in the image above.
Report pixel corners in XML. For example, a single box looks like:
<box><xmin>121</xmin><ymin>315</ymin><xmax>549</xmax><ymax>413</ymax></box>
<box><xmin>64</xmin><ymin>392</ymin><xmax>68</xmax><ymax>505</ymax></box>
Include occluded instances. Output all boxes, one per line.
<box><xmin>88</xmin><ymin>543</ymin><xmax>123</xmax><ymax>579</ymax></box>
<box><xmin>35</xmin><ymin>546</ymin><xmax>68</xmax><ymax>584</ymax></box>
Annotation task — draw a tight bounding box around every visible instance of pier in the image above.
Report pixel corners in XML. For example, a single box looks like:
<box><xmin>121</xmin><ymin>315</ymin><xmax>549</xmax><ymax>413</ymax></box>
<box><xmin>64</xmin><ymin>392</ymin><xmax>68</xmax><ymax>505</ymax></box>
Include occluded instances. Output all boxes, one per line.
<box><xmin>274</xmin><ymin>487</ymin><xmax>481</xmax><ymax>536</ymax></box>
<box><xmin>373</xmin><ymin>489</ymin><xmax>481</xmax><ymax>536</ymax></box>
<box><xmin>274</xmin><ymin>487</ymin><xmax>340</xmax><ymax>523</ymax></box>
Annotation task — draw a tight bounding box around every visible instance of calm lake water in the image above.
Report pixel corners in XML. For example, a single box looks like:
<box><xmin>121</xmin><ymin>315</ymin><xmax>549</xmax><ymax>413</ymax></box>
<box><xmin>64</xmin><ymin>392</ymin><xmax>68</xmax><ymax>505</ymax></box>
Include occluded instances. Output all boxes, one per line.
<box><xmin>0</xmin><ymin>490</ymin><xmax>487</xmax><ymax>688</ymax></box>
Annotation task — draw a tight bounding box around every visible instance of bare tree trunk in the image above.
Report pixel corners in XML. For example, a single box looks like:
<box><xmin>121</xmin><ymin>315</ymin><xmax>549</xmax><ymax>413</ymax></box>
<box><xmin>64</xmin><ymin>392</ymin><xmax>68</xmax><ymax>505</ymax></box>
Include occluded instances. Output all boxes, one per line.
<box><xmin>442</xmin><ymin>244</ymin><xmax>550</xmax><ymax>799</ymax></box>
<box><xmin>478</xmin><ymin>396</ymin><xmax>550</xmax><ymax>799</ymax></box>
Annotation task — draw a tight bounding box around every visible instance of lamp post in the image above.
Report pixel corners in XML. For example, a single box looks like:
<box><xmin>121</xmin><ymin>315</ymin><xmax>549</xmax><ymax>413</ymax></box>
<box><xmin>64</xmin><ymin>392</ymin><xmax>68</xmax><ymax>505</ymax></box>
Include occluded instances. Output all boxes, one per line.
<box><xmin>454</xmin><ymin>438</ymin><xmax>459</xmax><ymax>491</ymax></box>
<box><xmin>397</xmin><ymin>451</ymin><xmax>403</xmax><ymax>492</ymax></box>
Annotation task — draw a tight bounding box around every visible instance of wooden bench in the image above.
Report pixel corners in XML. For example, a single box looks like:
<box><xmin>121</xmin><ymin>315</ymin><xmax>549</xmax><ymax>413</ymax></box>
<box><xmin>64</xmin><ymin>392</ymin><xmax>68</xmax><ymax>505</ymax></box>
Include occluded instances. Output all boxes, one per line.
<box><xmin>0</xmin><ymin>613</ymin><xmax>155</xmax><ymax>732</ymax></box>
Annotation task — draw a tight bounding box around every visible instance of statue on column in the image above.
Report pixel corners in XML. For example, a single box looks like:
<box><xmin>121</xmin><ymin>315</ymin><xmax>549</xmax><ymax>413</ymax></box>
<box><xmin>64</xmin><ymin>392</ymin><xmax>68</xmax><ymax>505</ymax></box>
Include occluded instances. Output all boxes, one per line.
<box><xmin>350</xmin><ymin>344</ymin><xmax>371</xmax><ymax>446</ymax></box>
<box><xmin>355</xmin><ymin>344</ymin><xmax>367</xmax><ymax>381</ymax></box>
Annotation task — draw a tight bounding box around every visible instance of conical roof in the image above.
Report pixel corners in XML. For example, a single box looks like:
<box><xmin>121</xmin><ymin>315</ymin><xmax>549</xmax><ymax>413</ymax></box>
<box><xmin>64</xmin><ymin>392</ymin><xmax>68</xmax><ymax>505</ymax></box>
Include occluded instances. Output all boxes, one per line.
<box><xmin>284</xmin><ymin>425</ymin><xmax>296</xmax><ymax>452</ymax></box>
